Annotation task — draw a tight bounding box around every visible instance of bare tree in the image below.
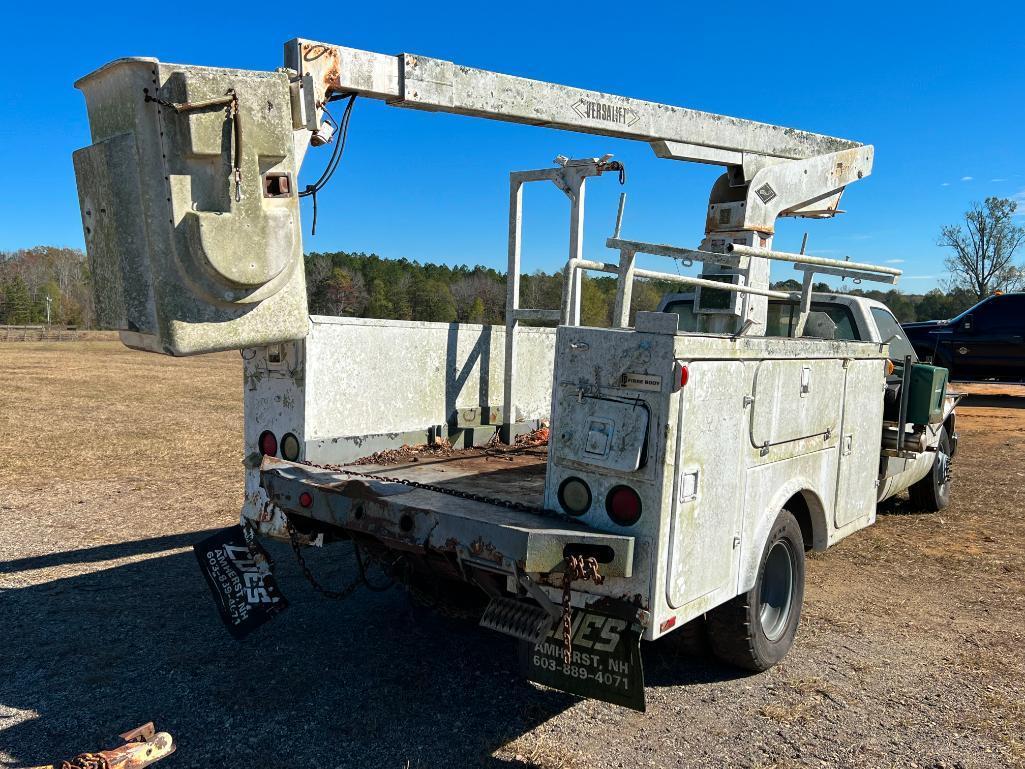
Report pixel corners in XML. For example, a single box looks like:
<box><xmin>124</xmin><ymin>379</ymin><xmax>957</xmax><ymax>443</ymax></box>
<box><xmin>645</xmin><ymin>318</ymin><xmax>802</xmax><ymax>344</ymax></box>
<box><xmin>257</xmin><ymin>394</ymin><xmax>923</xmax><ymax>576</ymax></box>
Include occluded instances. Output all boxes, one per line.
<box><xmin>938</xmin><ymin>197</ymin><xmax>1025</xmax><ymax>300</ymax></box>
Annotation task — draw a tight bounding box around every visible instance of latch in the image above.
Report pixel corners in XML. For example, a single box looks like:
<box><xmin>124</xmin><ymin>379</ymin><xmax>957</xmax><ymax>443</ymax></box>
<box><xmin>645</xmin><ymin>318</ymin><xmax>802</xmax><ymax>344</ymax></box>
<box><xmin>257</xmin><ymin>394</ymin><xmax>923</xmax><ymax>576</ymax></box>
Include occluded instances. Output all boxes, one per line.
<box><xmin>679</xmin><ymin>469</ymin><xmax>699</xmax><ymax>503</ymax></box>
<box><xmin>800</xmin><ymin>365</ymin><xmax>811</xmax><ymax>397</ymax></box>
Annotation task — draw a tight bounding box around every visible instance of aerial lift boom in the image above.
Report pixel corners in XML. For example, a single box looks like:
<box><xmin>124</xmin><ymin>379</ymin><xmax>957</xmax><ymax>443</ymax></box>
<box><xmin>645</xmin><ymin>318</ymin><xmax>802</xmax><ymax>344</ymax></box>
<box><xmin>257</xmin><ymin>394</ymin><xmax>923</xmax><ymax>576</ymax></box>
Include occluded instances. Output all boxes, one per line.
<box><xmin>74</xmin><ymin>41</ymin><xmax>878</xmax><ymax>354</ymax></box>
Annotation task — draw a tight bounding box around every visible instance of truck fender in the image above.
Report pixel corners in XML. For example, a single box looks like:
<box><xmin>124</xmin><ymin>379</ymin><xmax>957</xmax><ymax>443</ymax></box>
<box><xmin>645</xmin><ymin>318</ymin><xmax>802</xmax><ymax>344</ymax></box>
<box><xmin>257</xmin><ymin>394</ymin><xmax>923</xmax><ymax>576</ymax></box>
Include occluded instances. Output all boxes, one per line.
<box><xmin>737</xmin><ymin>481</ymin><xmax>826</xmax><ymax>596</ymax></box>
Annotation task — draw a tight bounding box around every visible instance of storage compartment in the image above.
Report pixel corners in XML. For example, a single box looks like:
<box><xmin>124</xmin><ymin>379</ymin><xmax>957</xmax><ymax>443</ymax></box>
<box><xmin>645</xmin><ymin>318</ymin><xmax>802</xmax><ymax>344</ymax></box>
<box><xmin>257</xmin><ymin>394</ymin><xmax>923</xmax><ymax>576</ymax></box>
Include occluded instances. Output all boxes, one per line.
<box><xmin>907</xmin><ymin>364</ymin><xmax>948</xmax><ymax>425</ymax></box>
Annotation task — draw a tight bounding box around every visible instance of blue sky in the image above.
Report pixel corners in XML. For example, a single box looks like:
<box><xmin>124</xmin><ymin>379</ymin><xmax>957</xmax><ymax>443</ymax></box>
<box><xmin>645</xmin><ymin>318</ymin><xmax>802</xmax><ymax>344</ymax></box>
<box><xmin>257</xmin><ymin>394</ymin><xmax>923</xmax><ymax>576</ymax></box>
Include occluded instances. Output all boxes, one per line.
<box><xmin>2</xmin><ymin>2</ymin><xmax>1023</xmax><ymax>292</ymax></box>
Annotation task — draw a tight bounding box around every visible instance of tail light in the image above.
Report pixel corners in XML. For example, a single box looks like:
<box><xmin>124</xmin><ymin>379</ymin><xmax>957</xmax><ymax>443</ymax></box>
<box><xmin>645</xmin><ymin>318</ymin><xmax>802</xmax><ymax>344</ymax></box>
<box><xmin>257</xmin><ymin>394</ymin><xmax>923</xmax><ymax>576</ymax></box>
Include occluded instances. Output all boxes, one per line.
<box><xmin>558</xmin><ymin>477</ymin><xmax>592</xmax><ymax>516</ymax></box>
<box><xmin>258</xmin><ymin>430</ymin><xmax>278</xmax><ymax>456</ymax></box>
<box><xmin>280</xmin><ymin>432</ymin><xmax>301</xmax><ymax>461</ymax></box>
<box><xmin>298</xmin><ymin>491</ymin><xmax>313</xmax><ymax>508</ymax></box>
<box><xmin>606</xmin><ymin>485</ymin><xmax>642</xmax><ymax>526</ymax></box>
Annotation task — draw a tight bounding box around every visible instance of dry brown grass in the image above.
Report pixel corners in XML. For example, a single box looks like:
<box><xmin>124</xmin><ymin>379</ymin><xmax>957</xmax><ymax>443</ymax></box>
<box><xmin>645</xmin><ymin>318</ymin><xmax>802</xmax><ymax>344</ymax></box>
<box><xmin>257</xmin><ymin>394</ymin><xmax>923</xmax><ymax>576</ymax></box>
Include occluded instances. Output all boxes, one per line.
<box><xmin>0</xmin><ymin>341</ymin><xmax>242</xmax><ymax>580</ymax></box>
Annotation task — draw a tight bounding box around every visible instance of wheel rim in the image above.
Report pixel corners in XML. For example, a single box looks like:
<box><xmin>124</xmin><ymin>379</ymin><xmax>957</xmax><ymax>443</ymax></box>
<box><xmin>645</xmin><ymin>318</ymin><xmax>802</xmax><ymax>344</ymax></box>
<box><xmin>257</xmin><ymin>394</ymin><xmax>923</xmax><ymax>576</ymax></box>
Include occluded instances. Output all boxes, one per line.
<box><xmin>759</xmin><ymin>540</ymin><xmax>795</xmax><ymax>642</ymax></box>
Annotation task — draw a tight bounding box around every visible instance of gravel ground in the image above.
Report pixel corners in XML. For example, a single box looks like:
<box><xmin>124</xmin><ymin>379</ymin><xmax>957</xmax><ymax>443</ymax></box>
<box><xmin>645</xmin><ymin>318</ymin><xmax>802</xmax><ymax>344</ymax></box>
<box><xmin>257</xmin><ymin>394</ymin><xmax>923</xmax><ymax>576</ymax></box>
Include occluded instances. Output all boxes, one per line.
<box><xmin>1</xmin><ymin>343</ymin><xmax>1023</xmax><ymax>768</ymax></box>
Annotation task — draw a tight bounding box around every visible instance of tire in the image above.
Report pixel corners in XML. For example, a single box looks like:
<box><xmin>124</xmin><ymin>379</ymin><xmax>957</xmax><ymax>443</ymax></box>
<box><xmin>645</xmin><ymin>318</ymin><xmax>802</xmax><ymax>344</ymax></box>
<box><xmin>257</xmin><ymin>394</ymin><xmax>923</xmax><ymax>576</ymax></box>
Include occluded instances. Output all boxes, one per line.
<box><xmin>706</xmin><ymin>509</ymin><xmax>805</xmax><ymax>672</ymax></box>
<box><xmin>908</xmin><ymin>427</ymin><xmax>952</xmax><ymax>512</ymax></box>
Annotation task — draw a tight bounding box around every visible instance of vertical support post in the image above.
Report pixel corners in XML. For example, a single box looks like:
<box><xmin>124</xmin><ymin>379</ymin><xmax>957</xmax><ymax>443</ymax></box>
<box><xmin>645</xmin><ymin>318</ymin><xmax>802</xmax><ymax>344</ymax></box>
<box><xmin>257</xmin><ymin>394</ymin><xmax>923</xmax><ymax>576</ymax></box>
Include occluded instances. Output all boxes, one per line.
<box><xmin>793</xmin><ymin>269</ymin><xmax>815</xmax><ymax>337</ymax></box>
<box><xmin>502</xmin><ymin>179</ymin><xmax>524</xmax><ymax>444</ymax></box>
<box><xmin>612</xmin><ymin>247</ymin><xmax>637</xmax><ymax>328</ymax></box>
<box><xmin>613</xmin><ymin>192</ymin><xmax>627</xmax><ymax>239</ymax></box>
<box><xmin>568</xmin><ymin>177</ymin><xmax>586</xmax><ymax>326</ymax></box>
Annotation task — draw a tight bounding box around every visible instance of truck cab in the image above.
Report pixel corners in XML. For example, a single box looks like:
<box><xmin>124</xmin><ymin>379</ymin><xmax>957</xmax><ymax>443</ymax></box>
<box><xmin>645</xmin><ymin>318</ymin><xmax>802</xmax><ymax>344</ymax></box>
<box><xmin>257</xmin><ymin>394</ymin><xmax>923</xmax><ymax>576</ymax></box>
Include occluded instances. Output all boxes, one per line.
<box><xmin>903</xmin><ymin>292</ymin><xmax>1025</xmax><ymax>381</ymax></box>
<box><xmin>659</xmin><ymin>291</ymin><xmax>918</xmax><ymax>361</ymax></box>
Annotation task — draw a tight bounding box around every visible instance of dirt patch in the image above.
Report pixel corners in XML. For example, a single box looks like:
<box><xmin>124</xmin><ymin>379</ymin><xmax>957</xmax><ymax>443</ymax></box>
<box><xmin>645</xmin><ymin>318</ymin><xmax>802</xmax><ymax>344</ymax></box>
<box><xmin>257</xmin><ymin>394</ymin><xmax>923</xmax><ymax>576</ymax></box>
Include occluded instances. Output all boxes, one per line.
<box><xmin>1</xmin><ymin>346</ymin><xmax>1024</xmax><ymax>768</ymax></box>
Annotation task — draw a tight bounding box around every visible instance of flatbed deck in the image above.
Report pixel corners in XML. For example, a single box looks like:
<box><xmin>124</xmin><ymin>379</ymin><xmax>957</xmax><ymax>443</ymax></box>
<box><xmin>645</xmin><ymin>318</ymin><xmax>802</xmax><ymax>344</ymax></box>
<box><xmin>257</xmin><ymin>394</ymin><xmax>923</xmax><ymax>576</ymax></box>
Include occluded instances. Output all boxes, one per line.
<box><xmin>259</xmin><ymin>447</ymin><xmax>634</xmax><ymax>578</ymax></box>
<box><xmin>351</xmin><ymin>445</ymin><xmax>549</xmax><ymax>506</ymax></box>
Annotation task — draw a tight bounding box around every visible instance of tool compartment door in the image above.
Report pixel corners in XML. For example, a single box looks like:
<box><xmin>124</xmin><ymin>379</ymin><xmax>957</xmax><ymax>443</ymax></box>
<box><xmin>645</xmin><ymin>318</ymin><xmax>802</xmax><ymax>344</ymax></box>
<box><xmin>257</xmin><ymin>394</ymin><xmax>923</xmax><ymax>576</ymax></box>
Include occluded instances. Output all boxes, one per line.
<box><xmin>750</xmin><ymin>359</ymin><xmax>844</xmax><ymax>450</ymax></box>
<box><xmin>834</xmin><ymin>359</ymin><xmax>886</xmax><ymax>528</ymax></box>
<box><xmin>666</xmin><ymin>360</ymin><xmax>747</xmax><ymax>609</ymax></box>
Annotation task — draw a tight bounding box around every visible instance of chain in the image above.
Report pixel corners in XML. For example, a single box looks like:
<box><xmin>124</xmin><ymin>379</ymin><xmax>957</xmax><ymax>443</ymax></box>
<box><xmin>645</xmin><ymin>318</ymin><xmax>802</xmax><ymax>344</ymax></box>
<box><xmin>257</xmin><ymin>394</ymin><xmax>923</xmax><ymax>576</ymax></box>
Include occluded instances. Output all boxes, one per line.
<box><xmin>560</xmin><ymin>555</ymin><xmax>604</xmax><ymax>665</ymax></box>
<box><xmin>284</xmin><ymin>519</ymin><xmax>364</xmax><ymax>601</ymax></box>
<box><xmin>143</xmin><ymin>88</ymin><xmax>243</xmax><ymax>201</ymax></box>
<box><xmin>304</xmin><ymin>452</ymin><xmax>579</xmax><ymax>526</ymax></box>
<box><xmin>285</xmin><ymin>450</ymin><xmax>588</xmax><ymax>611</ymax></box>
<box><xmin>59</xmin><ymin>754</ymin><xmax>109</xmax><ymax>769</ymax></box>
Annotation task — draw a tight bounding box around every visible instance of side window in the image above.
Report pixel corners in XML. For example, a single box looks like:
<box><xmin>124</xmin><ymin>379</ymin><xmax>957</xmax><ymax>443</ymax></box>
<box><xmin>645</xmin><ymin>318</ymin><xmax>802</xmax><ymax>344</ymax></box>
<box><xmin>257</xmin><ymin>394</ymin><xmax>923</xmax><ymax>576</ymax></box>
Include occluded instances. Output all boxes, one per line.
<box><xmin>968</xmin><ymin>298</ymin><xmax>999</xmax><ymax>332</ymax></box>
<box><xmin>765</xmin><ymin>302</ymin><xmax>796</xmax><ymax>337</ymax></box>
<box><xmin>871</xmin><ymin>307</ymin><xmax>917</xmax><ymax>361</ymax></box>
<box><xmin>811</xmin><ymin>303</ymin><xmax>859</xmax><ymax>341</ymax></box>
<box><xmin>975</xmin><ymin>296</ymin><xmax>1025</xmax><ymax>333</ymax></box>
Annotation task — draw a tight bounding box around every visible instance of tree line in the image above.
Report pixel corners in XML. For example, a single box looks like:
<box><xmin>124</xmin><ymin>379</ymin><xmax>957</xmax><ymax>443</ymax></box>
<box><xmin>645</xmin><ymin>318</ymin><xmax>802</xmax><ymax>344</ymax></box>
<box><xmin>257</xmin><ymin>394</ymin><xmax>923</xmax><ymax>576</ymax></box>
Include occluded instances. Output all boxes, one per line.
<box><xmin>2</xmin><ymin>196</ymin><xmax>1020</xmax><ymax>328</ymax></box>
<box><xmin>0</xmin><ymin>246</ymin><xmax>993</xmax><ymax>329</ymax></box>
<box><xmin>0</xmin><ymin>247</ymin><xmax>94</xmax><ymax>326</ymax></box>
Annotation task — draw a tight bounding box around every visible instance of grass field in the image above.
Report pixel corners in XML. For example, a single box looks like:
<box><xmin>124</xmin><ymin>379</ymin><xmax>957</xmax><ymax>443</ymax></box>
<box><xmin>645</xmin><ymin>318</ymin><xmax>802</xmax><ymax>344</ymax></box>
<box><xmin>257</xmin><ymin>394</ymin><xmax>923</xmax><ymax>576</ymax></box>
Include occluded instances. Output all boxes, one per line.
<box><xmin>1</xmin><ymin>341</ymin><xmax>1024</xmax><ymax>768</ymax></box>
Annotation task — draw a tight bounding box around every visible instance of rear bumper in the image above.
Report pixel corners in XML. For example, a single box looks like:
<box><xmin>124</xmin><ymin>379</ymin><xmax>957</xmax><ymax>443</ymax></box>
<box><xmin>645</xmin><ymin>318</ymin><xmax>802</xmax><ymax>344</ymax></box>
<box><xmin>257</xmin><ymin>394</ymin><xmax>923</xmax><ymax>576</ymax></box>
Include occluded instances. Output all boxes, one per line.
<box><xmin>259</xmin><ymin>457</ymin><xmax>635</xmax><ymax>579</ymax></box>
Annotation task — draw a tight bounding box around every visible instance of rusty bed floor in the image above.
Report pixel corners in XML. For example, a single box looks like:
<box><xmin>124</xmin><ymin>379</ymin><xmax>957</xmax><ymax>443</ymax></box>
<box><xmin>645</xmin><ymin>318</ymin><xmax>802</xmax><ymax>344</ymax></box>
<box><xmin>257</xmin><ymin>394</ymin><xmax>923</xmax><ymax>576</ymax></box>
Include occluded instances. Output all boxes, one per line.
<box><xmin>345</xmin><ymin>446</ymin><xmax>550</xmax><ymax>508</ymax></box>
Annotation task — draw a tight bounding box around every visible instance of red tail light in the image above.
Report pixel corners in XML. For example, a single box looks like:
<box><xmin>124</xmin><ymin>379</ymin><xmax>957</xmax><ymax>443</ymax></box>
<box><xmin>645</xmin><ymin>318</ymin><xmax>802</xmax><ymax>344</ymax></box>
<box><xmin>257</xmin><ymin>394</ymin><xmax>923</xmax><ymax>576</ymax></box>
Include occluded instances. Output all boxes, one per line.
<box><xmin>299</xmin><ymin>491</ymin><xmax>313</xmax><ymax>508</ymax></box>
<box><xmin>606</xmin><ymin>485</ymin><xmax>642</xmax><ymax>526</ymax></box>
<box><xmin>258</xmin><ymin>430</ymin><xmax>278</xmax><ymax>456</ymax></box>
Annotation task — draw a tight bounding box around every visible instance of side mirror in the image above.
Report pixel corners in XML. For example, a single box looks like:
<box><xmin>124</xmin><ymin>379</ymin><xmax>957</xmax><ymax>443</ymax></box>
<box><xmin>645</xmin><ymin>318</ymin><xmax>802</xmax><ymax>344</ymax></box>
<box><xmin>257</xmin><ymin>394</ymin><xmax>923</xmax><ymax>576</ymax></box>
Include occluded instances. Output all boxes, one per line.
<box><xmin>961</xmin><ymin>314</ymin><xmax>974</xmax><ymax>332</ymax></box>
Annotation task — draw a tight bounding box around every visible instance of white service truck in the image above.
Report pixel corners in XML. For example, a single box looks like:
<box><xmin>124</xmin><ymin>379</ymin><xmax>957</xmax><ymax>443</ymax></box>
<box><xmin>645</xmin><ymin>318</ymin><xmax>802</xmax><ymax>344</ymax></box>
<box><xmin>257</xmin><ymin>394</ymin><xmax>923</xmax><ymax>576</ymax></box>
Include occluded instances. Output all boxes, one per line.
<box><xmin>72</xmin><ymin>42</ymin><xmax>956</xmax><ymax>711</ymax></box>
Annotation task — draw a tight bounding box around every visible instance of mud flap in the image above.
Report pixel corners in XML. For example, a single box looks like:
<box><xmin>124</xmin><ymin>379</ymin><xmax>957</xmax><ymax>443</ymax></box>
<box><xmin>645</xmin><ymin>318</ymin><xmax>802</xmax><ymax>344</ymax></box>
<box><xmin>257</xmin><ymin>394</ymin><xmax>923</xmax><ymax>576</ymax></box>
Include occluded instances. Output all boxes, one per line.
<box><xmin>193</xmin><ymin>525</ymin><xmax>289</xmax><ymax>639</ymax></box>
<box><xmin>520</xmin><ymin>607</ymin><xmax>645</xmax><ymax>712</ymax></box>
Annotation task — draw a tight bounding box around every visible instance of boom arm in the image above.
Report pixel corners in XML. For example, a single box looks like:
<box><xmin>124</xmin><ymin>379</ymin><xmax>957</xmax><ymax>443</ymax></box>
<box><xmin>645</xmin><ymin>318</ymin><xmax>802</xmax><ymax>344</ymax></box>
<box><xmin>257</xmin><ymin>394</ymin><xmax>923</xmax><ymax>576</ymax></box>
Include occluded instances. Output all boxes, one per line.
<box><xmin>285</xmin><ymin>39</ymin><xmax>861</xmax><ymax>178</ymax></box>
<box><xmin>72</xmin><ymin>41</ymin><xmax>880</xmax><ymax>355</ymax></box>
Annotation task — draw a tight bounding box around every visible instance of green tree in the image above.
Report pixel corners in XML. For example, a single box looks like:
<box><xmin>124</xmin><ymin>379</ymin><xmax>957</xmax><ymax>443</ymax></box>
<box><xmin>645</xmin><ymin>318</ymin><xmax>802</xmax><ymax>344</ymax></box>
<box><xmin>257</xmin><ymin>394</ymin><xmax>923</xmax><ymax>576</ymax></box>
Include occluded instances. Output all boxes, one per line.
<box><xmin>322</xmin><ymin>267</ymin><xmax>368</xmax><ymax>316</ymax></box>
<box><xmin>915</xmin><ymin>288</ymin><xmax>973</xmax><ymax>321</ymax></box>
<box><xmin>580</xmin><ymin>276</ymin><xmax>611</xmax><ymax>327</ymax></box>
<box><xmin>39</xmin><ymin>280</ymin><xmax>62</xmax><ymax>324</ymax></box>
<box><xmin>629</xmin><ymin>280</ymin><xmax>663</xmax><ymax>324</ymax></box>
<box><xmin>2</xmin><ymin>276</ymin><xmax>32</xmax><ymax>324</ymax></box>
<box><xmin>467</xmin><ymin>297</ymin><xmax>486</xmax><ymax>323</ymax></box>
<box><xmin>366</xmin><ymin>279</ymin><xmax>393</xmax><ymax>318</ymax></box>
<box><xmin>410</xmin><ymin>278</ymin><xmax>458</xmax><ymax>322</ymax></box>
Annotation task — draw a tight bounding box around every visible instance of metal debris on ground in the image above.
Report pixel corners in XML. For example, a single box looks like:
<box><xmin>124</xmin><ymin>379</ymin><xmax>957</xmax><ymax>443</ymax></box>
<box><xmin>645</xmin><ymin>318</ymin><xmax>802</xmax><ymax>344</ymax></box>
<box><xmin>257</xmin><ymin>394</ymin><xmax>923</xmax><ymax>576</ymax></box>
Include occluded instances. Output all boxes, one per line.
<box><xmin>32</xmin><ymin>723</ymin><xmax>175</xmax><ymax>769</ymax></box>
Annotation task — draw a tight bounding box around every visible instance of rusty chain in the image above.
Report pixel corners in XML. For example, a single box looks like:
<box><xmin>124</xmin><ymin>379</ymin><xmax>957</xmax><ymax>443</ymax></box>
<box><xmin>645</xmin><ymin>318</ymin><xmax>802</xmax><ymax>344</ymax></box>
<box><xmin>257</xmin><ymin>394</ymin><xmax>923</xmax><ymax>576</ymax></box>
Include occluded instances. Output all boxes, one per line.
<box><xmin>59</xmin><ymin>754</ymin><xmax>109</xmax><ymax>769</ymax></box>
<box><xmin>284</xmin><ymin>452</ymin><xmax>590</xmax><ymax>618</ymax></box>
<box><xmin>561</xmin><ymin>555</ymin><xmax>605</xmax><ymax>665</ymax></box>
<box><xmin>306</xmin><ymin>453</ymin><xmax>581</xmax><ymax>527</ymax></box>
<box><xmin>284</xmin><ymin>518</ymin><xmax>365</xmax><ymax>601</ymax></box>
<box><xmin>143</xmin><ymin>87</ymin><xmax>242</xmax><ymax>201</ymax></box>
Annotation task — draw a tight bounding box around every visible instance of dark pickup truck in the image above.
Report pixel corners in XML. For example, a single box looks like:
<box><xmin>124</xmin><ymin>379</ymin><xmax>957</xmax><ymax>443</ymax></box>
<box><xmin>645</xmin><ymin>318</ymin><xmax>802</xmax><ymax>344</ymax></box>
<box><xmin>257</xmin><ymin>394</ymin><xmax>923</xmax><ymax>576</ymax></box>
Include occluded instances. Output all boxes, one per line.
<box><xmin>903</xmin><ymin>292</ymin><xmax>1025</xmax><ymax>381</ymax></box>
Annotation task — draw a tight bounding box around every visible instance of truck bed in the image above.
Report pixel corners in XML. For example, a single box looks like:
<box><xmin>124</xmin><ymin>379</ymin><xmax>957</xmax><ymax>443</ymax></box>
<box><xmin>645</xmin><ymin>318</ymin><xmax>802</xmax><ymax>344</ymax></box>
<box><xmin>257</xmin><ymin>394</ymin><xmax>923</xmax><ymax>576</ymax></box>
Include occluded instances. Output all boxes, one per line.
<box><xmin>259</xmin><ymin>448</ymin><xmax>634</xmax><ymax>577</ymax></box>
<box><xmin>351</xmin><ymin>446</ymin><xmax>548</xmax><ymax>504</ymax></box>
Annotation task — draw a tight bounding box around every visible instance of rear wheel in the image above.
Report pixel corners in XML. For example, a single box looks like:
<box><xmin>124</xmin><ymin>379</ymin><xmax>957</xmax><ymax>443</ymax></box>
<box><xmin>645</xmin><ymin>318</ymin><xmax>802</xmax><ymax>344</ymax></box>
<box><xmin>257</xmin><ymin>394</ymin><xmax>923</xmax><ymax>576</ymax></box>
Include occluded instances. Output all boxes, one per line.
<box><xmin>707</xmin><ymin>509</ymin><xmax>805</xmax><ymax>672</ymax></box>
<box><xmin>908</xmin><ymin>427</ymin><xmax>952</xmax><ymax>512</ymax></box>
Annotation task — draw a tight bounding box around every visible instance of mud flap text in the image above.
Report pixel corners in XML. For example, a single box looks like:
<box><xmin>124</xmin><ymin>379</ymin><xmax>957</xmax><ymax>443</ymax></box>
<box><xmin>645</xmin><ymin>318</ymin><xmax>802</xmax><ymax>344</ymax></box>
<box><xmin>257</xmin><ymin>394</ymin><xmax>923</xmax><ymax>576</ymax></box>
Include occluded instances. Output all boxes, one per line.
<box><xmin>521</xmin><ymin>608</ymin><xmax>645</xmax><ymax>712</ymax></box>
